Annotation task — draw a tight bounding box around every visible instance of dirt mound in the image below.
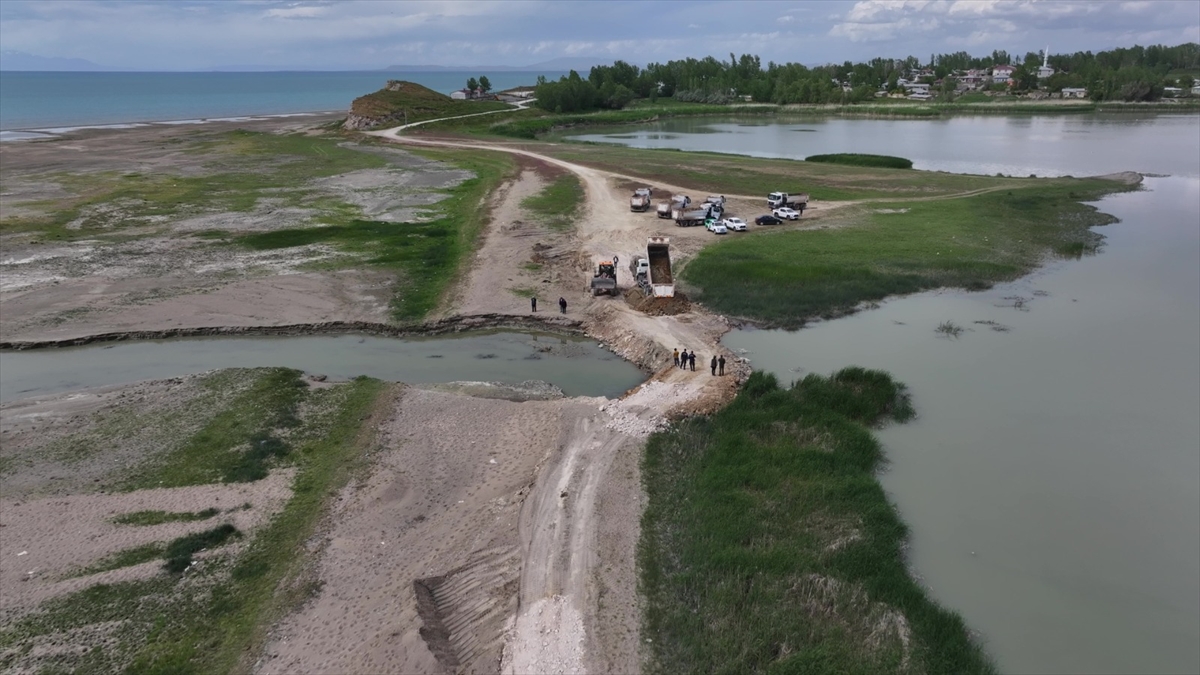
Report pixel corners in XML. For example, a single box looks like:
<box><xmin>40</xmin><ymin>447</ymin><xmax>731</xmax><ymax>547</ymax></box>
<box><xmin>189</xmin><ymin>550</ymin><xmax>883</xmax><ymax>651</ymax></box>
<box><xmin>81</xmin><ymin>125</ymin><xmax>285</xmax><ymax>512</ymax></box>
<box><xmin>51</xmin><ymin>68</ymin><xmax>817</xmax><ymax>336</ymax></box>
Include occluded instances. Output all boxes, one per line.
<box><xmin>623</xmin><ymin>287</ymin><xmax>691</xmax><ymax>316</ymax></box>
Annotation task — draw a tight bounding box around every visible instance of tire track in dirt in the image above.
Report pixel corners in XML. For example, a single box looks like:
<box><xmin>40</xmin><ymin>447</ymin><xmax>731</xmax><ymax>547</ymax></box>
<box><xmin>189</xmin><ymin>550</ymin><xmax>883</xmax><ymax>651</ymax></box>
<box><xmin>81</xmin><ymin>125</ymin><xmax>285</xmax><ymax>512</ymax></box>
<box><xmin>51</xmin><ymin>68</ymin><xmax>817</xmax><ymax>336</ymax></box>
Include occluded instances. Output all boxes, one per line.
<box><xmin>370</xmin><ymin>127</ymin><xmax>749</xmax><ymax>674</ymax></box>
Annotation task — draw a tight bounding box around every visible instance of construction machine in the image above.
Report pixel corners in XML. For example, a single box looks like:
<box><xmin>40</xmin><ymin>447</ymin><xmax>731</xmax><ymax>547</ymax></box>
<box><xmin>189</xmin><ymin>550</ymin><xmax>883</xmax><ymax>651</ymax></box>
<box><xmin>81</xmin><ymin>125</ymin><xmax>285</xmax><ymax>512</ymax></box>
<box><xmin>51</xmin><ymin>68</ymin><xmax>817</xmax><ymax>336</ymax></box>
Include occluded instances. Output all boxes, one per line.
<box><xmin>590</xmin><ymin>260</ymin><xmax>618</xmax><ymax>296</ymax></box>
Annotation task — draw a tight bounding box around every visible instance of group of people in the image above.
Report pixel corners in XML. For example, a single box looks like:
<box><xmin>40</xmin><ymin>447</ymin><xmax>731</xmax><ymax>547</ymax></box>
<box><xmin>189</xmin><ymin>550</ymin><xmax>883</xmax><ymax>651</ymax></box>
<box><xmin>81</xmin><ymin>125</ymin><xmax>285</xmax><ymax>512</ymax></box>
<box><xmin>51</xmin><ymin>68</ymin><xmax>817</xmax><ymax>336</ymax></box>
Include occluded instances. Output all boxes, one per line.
<box><xmin>673</xmin><ymin>348</ymin><xmax>726</xmax><ymax>376</ymax></box>
<box><xmin>529</xmin><ymin>296</ymin><xmax>568</xmax><ymax>314</ymax></box>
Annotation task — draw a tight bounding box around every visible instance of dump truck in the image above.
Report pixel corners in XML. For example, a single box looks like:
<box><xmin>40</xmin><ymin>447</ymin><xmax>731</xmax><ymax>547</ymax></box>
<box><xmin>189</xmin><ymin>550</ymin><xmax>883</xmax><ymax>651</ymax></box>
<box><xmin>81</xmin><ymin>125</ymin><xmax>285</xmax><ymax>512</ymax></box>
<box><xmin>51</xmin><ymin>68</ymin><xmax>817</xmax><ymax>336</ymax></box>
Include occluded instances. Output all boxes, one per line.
<box><xmin>704</xmin><ymin>195</ymin><xmax>726</xmax><ymax>206</ymax></box>
<box><xmin>590</xmin><ymin>260</ymin><xmax>618</xmax><ymax>296</ymax></box>
<box><xmin>656</xmin><ymin>201</ymin><xmax>673</xmax><ymax>218</ymax></box>
<box><xmin>630</xmin><ymin>190</ymin><xmax>651</xmax><ymax>212</ymax></box>
<box><xmin>670</xmin><ymin>194</ymin><xmax>691</xmax><ymax>208</ymax></box>
<box><xmin>767</xmin><ymin>191</ymin><xmax>809</xmax><ymax>210</ymax></box>
<box><xmin>674</xmin><ymin>202</ymin><xmax>719</xmax><ymax>227</ymax></box>
<box><xmin>646</xmin><ymin>236</ymin><xmax>674</xmax><ymax>298</ymax></box>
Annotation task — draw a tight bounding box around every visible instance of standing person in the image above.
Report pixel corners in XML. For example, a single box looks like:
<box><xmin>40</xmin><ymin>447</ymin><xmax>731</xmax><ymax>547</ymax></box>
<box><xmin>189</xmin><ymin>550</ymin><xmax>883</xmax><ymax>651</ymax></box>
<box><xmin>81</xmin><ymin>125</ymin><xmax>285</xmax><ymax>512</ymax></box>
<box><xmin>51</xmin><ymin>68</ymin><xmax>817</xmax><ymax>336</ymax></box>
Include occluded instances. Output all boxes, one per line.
<box><xmin>680</xmin><ymin>348</ymin><xmax>687</xmax><ymax>369</ymax></box>
<box><xmin>718</xmin><ymin>355</ymin><xmax>726</xmax><ymax>376</ymax></box>
<box><xmin>710</xmin><ymin>355</ymin><xmax>718</xmax><ymax>375</ymax></box>
<box><xmin>689</xmin><ymin>351</ymin><xmax>696</xmax><ymax>372</ymax></box>
<box><xmin>530</xmin><ymin>296</ymin><xmax>537</xmax><ymax>312</ymax></box>
<box><xmin>558</xmin><ymin>297</ymin><xmax>567</xmax><ymax>314</ymax></box>
<box><xmin>673</xmin><ymin>348</ymin><xmax>680</xmax><ymax>368</ymax></box>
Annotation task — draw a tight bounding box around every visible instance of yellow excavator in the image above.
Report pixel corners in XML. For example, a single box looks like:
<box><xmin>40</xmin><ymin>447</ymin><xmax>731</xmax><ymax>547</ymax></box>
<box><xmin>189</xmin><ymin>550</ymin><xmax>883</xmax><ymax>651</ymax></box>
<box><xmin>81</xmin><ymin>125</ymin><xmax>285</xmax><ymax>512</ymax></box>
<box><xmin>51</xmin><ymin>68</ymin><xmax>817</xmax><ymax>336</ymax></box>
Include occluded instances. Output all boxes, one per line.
<box><xmin>590</xmin><ymin>260</ymin><xmax>618</xmax><ymax>296</ymax></box>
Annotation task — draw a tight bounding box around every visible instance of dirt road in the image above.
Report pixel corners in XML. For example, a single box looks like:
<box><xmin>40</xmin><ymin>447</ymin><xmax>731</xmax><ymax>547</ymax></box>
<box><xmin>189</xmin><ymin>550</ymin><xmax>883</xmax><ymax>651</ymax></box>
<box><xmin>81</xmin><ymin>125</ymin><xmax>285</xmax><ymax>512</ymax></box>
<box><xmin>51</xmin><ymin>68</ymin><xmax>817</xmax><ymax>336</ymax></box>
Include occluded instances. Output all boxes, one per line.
<box><xmin>360</xmin><ymin>126</ymin><xmax>754</xmax><ymax>673</ymax></box>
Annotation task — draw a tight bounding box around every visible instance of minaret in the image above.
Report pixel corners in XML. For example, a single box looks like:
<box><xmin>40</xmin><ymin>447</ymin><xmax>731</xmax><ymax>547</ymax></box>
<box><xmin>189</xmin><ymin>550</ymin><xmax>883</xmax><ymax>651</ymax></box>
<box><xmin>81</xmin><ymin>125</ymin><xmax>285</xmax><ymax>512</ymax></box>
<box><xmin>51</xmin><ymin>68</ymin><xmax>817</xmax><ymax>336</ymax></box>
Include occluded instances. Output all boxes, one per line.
<box><xmin>1043</xmin><ymin>46</ymin><xmax>1049</xmax><ymax>68</ymax></box>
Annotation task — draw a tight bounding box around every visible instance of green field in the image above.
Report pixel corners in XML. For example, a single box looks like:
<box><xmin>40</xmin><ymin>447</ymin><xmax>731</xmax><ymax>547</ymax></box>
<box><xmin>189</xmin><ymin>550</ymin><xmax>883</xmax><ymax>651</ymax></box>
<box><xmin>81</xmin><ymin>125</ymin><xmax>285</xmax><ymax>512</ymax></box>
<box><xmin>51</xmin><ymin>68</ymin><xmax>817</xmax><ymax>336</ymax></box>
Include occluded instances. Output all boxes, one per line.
<box><xmin>520</xmin><ymin>173</ymin><xmax>584</xmax><ymax>231</ymax></box>
<box><xmin>641</xmin><ymin>369</ymin><xmax>994</xmax><ymax>674</ymax></box>
<box><xmin>806</xmin><ymin>153</ymin><xmax>914</xmax><ymax>169</ymax></box>
<box><xmin>522</xmin><ymin>142</ymin><xmax>1028</xmax><ymax>201</ymax></box>
<box><xmin>681</xmin><ymin>179</ymin><xmax>1133</xmax><ymax>327</ymax></box>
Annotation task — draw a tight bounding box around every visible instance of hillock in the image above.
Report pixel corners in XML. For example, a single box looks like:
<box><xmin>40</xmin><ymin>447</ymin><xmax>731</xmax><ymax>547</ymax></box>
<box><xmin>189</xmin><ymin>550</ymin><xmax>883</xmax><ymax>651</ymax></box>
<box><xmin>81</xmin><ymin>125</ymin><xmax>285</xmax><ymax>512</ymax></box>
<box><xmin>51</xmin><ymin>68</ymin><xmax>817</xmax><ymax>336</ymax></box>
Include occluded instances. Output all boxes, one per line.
<box><xmin>344</xmin><ymin>80</ymin><xmax>512</xmax><ymax>130</ymax></box>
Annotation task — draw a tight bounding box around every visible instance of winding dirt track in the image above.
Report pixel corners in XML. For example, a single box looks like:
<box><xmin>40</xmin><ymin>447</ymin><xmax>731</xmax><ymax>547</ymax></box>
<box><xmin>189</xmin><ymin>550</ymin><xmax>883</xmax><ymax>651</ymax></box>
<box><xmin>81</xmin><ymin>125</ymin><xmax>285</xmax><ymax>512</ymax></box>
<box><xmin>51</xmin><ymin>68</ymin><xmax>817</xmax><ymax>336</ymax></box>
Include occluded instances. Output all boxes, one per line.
<box><xmin>369</xmin><ymin>126</ymin><xmax>748</xmax><ymax>673</ymax></box>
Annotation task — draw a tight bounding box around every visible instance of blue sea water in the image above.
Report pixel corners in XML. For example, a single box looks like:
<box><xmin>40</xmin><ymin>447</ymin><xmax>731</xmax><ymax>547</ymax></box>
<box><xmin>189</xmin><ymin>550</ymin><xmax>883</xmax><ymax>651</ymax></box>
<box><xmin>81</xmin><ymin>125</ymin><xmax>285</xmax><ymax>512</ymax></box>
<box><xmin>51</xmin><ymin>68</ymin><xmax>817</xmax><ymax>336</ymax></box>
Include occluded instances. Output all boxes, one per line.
<box><xmin>0</xmin><ymin>71</ymin><xmax>561</xmax><ymax>132</ymax></box>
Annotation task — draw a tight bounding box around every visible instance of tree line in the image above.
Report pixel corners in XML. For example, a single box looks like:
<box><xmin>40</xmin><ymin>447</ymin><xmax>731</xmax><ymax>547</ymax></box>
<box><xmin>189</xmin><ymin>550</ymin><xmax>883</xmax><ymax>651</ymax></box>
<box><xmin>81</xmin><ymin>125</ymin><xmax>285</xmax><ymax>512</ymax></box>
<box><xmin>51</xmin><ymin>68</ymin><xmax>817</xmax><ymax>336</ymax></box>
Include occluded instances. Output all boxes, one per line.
<box><xmin>533</xmin><ymin>42</ymin><xmax>1200</xmax><ymax>111</ymax></box>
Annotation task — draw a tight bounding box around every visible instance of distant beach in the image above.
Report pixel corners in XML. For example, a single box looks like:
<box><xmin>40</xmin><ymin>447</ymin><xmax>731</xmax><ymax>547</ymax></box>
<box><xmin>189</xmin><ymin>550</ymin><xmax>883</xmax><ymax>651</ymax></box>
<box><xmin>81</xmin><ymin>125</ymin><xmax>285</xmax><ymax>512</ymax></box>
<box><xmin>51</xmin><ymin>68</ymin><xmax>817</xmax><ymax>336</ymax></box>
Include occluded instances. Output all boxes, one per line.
<box><xmin>0</xmin><ymin>70</ymin><xmax>561</xmax><ymax>134</ymax></box>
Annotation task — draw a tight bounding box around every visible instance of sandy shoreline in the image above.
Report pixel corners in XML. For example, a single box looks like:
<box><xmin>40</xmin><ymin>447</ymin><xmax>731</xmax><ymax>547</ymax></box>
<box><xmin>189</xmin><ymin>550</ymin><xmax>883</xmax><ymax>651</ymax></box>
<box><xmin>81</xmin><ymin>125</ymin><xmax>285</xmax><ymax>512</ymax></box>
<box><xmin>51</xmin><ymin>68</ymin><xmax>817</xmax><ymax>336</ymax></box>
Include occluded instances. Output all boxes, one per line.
<box><xmin>0</xmin><ymin>110</ymin><xmax>346</xmax><ymax>139</ymax></box>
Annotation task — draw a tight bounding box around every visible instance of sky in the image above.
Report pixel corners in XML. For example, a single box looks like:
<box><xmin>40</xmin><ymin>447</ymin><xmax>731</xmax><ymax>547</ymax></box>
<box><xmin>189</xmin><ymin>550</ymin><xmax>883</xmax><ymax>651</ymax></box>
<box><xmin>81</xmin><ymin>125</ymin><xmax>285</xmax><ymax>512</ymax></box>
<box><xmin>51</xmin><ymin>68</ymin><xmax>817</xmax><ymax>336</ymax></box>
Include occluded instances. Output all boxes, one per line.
<box><xmin>1</xmin><ymin>0</ymin><xmax>1198</xmax><ymax>71</ymax></box>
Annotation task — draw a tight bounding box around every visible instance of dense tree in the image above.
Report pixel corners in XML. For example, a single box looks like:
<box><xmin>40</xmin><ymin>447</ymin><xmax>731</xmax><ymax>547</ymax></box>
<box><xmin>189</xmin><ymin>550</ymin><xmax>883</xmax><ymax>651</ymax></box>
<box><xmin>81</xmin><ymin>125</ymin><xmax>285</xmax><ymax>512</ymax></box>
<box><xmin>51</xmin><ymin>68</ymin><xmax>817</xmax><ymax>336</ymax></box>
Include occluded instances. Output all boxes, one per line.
<box><xmin>533</xmin><ymin>42</ymin><xmax>1197</xmax><ymax>113</ymax></box>
<box><xmin>466</xmin><ymin>77</ymin><xmax>478</xmax><ymax>92</ymax></box>
<box><xmin>478</xmin><ymin>76</ymin><xmax>491</xmax><ymax>93</ymax></box>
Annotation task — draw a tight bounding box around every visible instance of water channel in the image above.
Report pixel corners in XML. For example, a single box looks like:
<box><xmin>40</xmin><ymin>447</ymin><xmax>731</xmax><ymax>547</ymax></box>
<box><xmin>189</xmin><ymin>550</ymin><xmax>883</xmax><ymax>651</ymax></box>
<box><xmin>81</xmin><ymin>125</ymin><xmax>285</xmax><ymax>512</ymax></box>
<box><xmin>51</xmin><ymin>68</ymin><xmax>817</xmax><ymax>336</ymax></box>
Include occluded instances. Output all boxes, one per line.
<box><xmin>0</xmin><ymin>331</ymin><xmax>646</xmax><ymax>402</ymax></box>
<box><xmin>578</xmin><ymin>113</ymin><xmax>1200</xmax><ymax>674</ymax></box>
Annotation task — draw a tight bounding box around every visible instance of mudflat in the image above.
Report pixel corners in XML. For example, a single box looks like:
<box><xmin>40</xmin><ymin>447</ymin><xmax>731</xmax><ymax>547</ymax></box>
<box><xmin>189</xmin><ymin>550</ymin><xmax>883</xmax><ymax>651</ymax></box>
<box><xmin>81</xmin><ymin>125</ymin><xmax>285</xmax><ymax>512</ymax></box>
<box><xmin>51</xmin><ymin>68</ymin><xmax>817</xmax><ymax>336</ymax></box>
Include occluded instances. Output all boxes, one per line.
<box><xmin>0</xmin><ymin>116</ymin><xmax>469</xmax><ymax>342</ymax></box>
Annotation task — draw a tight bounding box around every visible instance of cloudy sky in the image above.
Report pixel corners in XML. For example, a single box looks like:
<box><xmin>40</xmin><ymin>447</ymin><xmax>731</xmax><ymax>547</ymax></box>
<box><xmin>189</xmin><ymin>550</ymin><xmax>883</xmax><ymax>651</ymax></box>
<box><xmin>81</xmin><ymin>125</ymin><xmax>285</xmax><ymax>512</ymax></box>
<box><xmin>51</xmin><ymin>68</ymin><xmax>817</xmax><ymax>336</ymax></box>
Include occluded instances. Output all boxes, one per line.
<box><xmin>1</xmin><ymin>0</ymin><xmax>1197</xmax><ymax>70</ymax></box>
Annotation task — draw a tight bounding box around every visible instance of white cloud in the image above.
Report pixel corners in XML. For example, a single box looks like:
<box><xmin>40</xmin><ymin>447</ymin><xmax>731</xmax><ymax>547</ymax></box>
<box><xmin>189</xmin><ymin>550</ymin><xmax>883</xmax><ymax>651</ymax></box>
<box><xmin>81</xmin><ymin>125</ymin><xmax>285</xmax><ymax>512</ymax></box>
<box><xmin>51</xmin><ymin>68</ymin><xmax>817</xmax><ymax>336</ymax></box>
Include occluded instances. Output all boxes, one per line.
<box><xmin>264</xmin><ymin>6</ymin><xmax>326</xmax><ymax>19</ymax></box>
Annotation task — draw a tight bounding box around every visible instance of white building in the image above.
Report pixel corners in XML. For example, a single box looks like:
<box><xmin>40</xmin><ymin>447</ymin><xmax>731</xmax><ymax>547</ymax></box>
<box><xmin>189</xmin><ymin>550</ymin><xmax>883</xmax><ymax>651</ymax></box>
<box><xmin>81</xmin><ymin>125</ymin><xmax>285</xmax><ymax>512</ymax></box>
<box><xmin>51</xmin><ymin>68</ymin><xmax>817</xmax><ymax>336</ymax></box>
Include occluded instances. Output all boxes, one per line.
<box><xmin>992</xmin><ymin>65</ymin><xmax>1016</xmax><ymax>84</ymax></box>
<box><xmin>1037</xmin><ymin>47</ymin><xmax>1054</xmax><ymax>80</ymax></box>
<box><xmin>1061</xmin><ymin>87</ymin><xmax>1088</xmax><ymax>99</ymax></box>
<box><xmin>450</xmin><ymin>89</ymin><xmax>469</xmax><ymax>100</ymax></box>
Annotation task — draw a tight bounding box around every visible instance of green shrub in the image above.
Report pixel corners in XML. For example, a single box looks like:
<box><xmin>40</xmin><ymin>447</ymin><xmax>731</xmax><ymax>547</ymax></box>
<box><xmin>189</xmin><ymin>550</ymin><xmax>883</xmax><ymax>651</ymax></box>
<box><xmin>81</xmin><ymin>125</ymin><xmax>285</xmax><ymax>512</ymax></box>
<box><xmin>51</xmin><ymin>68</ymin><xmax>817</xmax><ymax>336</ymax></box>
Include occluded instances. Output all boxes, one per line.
<box><xmin>806</xmin><ymin>153</ymin><xmax>914</xmax><ymax>169</ymax></box>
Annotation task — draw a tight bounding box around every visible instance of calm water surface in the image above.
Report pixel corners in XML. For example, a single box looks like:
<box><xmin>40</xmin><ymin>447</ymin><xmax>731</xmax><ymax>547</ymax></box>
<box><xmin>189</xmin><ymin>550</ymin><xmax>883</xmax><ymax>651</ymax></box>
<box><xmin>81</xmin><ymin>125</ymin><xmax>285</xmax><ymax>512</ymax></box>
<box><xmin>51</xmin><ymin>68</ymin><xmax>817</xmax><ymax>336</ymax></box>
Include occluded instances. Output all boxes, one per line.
<box><xmin>709</xmin><ymin>116</ymin><xmax>1200</xmax><ymax>674</ymax></box>
<box><xmin>0</xmin><ymin>331</ymin><xmax>645</xmax><ymax>402</ymax></box>
<box><xmin>566</xmin><ymin>113</ymin><xmax>1200</xmax><ymax>178</ymax></box>
<box><xmin>0</xmin><ymin>71</ymin><xmax>563</xmax><ymax>132</ymax></box>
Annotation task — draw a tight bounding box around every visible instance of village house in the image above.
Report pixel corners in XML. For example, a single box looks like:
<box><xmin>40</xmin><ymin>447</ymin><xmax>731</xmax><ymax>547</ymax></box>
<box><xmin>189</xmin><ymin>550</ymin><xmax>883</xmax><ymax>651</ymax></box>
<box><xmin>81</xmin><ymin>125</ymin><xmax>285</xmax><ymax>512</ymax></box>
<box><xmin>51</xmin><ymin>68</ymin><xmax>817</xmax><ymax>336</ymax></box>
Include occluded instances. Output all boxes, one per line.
<box><xmin>958</xmin><ymin>69</ymin><xmax>988</xmax><ymax>90</ymax></box>
<box><xmin>992</xmin><ymin>64</ymin><xmax>1016</xmax><ymax>84</ymax></box>
<box><xmin>1061</xmin><ymin>87</ymin><xmax>1088</xmax><ymax>99</ymax></box>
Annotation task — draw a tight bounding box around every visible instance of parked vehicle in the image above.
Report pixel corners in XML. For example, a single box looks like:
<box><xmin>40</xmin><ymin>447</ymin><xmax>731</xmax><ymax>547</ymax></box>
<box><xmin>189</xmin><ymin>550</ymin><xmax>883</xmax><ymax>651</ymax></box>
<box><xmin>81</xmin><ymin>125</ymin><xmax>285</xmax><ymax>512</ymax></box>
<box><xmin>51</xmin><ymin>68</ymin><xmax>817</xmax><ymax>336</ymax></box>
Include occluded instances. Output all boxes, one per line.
<box><xmin>755</xmin><ymin>214</ymin><xmax>783</xmax><ymax>225</ymax></box>
<box><xmin>656</xmin><ymin>202</ymin><xmax>673</xmax><ymax>218</ymax></box>
<box><xmin>645</xmin><ymin>237</ymin><xmax>674</xmax><ymax>297</ymax></box>
<box><xmin>721</xmin><ymin>217</ymin><xmax>747</xmax><ymax>231</ymax></box>
<box><xmin>767</xmin><ymin>191</ymin><xmax>809</xmax><ymax>210</ymax></box>
<box><xmin>590</xmin><ymin>260</ymin><xmax>618</xmax><ymax>296</ymax></box>
<box><xmin>708</xmin><ymin>221</ymin><xmax>728</xmax><ymax>234</ymax></box>
<box><xmin>773</xmin><ymin>207</ymin><xmax>800</xmax><ymax>220</ymax></box>
<box><xmin>704</xmin><ymin>195</ymin><xmax>726</xmax><ymax>207</ymax></box>
<box><xmin>630</xmin><ymin>192</ymin><xmax>651</xmax><ymax>212</ymax></box>
<box><xmin>671</xmin><ymin>194</ymin><xmax>691</xmax><ymax>208</ymax></box>
<box><xmin>635</xmin><ymin>187</ymin><xmax>653</xmax><ymax>198</ymax></box>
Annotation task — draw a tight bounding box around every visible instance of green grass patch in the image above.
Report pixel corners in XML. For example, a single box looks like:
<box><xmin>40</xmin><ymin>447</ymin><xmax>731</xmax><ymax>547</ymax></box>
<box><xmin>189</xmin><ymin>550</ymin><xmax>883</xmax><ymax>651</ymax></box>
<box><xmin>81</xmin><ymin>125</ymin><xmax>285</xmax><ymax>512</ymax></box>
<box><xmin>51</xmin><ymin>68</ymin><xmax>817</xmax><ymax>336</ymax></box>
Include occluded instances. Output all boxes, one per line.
<box><xmin>520</xmin><ymin>173</ymin><xmax>583</xmax><ymax>231</ymax></box>
<box><xmin>163</xmin><ymin>524</ymin><xmax>242</xmax><ymax>575</ymax></box>
<box><xmin>682</xmin><ymin>179</ymin><xmax>1133</xmax><ymax>327</ymax></box>
<box><xmin>807</xmin><ymin>153</ymin><xmax>913</xmax><ymax>169</ymax></box>
<box><xmin>236</xmin><ymin>147</ymin><xmax>514</xmax><ymax>322</ymax></box>
<box><xmin>113</xmin><ymin>508</ymin><xmax>221</xmax><ymax>527</ymax></box>
<box><xmin>641</xmin><ymin>369</ymin><xmax>994</xmax><ymax>674</ymax></box>
<box><xmin>0</xmin><ymin>376</ymin><xmax>389</xmax><ymax>675</ymax></box>
<box><xmin>123</xmin><ymin>368</ymin><xmax>306</xmax><ymax>490</ymax></box>
<box><xmin>526</xmin><ymin>142</ymin><xmax>1023</xmax><ymax>201</ymax></box>
<box><xmin>72</xmin><ymin>543</ymin><xmax>168</xmax><ymax>578</ymax></box>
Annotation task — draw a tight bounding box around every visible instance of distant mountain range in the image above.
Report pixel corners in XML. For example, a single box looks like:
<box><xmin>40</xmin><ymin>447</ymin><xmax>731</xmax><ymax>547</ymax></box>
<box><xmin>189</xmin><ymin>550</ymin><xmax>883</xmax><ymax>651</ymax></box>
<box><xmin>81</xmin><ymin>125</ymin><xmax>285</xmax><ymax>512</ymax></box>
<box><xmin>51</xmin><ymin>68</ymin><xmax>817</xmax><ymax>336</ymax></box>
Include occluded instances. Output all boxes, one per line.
<box><xmin>383</xmin><ymin>57</ymin><xmax>618</xmax><ymax>73</ymax></box>
<box><xmin>0</xmin><ymin>51</ymin><xmax>110</xmax><ymax>71</ymax></box>
<box><xmin>0</xmin><ymin>51</ymin><xmax>617</xmax><ymax>73</ymax></box>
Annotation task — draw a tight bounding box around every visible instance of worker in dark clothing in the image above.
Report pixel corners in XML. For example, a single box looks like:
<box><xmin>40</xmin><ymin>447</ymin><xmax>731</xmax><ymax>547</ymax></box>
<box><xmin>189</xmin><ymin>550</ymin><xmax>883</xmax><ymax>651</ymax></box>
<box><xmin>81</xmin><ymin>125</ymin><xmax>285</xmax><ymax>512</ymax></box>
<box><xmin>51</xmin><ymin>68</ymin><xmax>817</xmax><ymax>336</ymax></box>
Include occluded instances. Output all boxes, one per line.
<box><xmin>530</xmin><ymin>296</ymin><xmax>537</xmax><ymax>312</ymax></box>
<box><xmin>680</xmin><ymin>348</ymin><xmax>687</xmax><ymax>369</ymax></box>
<box><xmin>558</xmin><ymin>297</ymin><xmax>567</xmax><ymax>314</ymax></box>
<box><xmin>710</xmin><ymin>355</ymin><xmax>717</xmax><ymax>375</ymax></box>
<box><xmin>689</xmin><ymin>351</ymin><xmax>696</xmax><ymax>371</ymax></box>
<box><xmin>673</xmin><ymin>348</ymin><xmax>680</xmax><ymax>368</ymax></box>
<box><xmin>718</xmin><ymin>355</ymin><xmax>726</xmax><ymax>376</ymax></box>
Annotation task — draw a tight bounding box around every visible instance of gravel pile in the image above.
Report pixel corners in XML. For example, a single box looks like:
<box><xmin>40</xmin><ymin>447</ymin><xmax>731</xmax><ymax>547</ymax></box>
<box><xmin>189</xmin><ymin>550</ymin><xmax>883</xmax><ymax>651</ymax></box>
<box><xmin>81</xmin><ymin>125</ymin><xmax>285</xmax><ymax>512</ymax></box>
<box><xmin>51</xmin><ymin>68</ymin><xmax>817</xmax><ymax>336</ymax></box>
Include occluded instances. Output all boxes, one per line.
<box><xmin>598</xmin><ymin>379</ymin><xmax>698</xmax><ymax>437</ymax></box>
